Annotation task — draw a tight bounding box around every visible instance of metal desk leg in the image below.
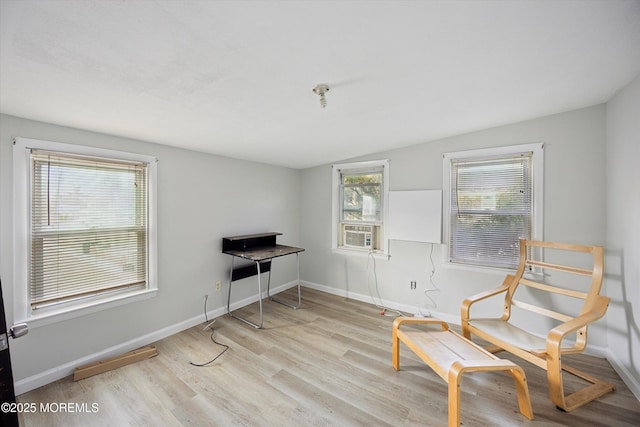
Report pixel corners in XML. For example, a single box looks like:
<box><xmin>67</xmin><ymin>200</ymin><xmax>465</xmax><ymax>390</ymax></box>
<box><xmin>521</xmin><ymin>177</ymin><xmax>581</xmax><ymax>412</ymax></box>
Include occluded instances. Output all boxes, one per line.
<box><xmin>226</xmin><ymin>256</ymin><xmax>234</xmax><ymax>315</ymax></box>
<box><xmin>267</xmin><ymin>252</ymin><xmax>302</xmax><ymax>309</ymax></box>
<box><xmin>227</xmin><ymin>258</ymin><xmax>264</xmax><ymax>329</ymax></box>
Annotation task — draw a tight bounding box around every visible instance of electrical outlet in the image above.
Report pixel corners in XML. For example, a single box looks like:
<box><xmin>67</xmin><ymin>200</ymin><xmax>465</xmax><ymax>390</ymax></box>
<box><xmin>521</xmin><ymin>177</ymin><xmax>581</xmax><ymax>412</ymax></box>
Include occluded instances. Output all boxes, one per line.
<box><xmin>215</xmin><ymin>281</ymin><xmax>221</xmax><ymax>291</ymax></box>
<box><xmin>410</xmin><ymin>281</ymin><xmax>417</xmax><ymax>290</ymax></box>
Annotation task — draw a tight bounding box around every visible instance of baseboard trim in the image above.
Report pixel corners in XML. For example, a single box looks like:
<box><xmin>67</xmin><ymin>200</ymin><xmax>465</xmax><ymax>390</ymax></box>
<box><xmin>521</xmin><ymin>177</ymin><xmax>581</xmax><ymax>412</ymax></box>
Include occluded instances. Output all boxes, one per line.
<box><xmin>14</xmin><ymin>281</ymin><xmax>296</xmax><ymax>396</ymax></box>
<box><xmin>301</xmin><ymin>280</ymin><xmax>459</xmax><ymax>325</ymax></box>
<box><xmin>606</xmin><ymin>350</ymin><xmax>640</xmax><ymax>401</ymax></box>
<box><xmin>305</xmin><ymin>281</ymin><xmax>640</xmax><ymax>398</ymax></box>
<box><xmin>17</xmin><ymin>280</ymin><xmax>639</xmax><ymax>404</ymax></box>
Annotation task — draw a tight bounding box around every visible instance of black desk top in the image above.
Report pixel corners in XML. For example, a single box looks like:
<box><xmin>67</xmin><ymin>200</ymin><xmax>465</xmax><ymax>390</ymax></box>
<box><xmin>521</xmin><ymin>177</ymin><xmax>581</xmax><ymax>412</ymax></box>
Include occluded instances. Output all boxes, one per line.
<box><xmin>223</xmin><ymin>244</ymin><xmax>304</xmax><ymax>262</ymax></box>
<box><xmin>223</xmin><ymin>232</ymin><xmax>282</xmax><ymax>241</ymax></box>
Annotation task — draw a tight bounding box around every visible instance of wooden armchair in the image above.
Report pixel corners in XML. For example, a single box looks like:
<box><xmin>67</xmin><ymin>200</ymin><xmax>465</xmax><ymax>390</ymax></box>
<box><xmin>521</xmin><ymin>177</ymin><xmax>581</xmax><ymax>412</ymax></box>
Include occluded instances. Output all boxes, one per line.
<box><xmin>461</xmin><ymin>239</ymin><xmax>614</xmax><ymax>412</ymax></box>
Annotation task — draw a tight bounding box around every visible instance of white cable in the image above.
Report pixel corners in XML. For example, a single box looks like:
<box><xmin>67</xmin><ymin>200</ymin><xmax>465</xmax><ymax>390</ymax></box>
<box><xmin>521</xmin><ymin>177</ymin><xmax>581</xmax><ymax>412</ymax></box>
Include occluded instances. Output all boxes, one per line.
<box><xmin>418</xmin><ymin>243</ymin><xmax>440</xmax><ymax>317</ymax></box>
<box><xmin>367</xmin><ymin>250</ymin><xmax>403</xmax><ymax>317</ymax></box>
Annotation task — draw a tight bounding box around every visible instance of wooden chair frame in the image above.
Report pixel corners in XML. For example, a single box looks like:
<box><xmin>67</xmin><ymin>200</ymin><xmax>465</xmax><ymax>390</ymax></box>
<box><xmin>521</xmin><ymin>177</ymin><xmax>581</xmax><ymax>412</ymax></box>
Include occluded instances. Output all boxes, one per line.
<box><xmin>461</xmin><ymin>239</ymin><xmax>614</xmax><ymax>411</ymax></box>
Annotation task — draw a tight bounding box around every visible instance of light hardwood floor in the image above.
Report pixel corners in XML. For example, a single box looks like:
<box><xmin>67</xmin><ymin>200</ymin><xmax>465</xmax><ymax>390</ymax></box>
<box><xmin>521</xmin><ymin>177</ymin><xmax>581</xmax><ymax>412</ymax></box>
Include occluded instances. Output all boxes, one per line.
<box><xmin>18</xmin><ymin>288</ymin><xmax>640</xmax><ymax>426</ymax></box>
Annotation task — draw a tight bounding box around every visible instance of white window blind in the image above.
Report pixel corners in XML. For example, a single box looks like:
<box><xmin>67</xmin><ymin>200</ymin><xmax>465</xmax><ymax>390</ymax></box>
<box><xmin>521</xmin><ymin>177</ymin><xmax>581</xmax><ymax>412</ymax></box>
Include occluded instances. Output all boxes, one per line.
<box><xmin>449</xmin><ymin>152</ymin><xmax>533</xmax><ymax>269</ymax></box>
<box><xmin>30</xmin><ymin>149</ymin><xmax>149</xmax><ymax>309</ymax></box>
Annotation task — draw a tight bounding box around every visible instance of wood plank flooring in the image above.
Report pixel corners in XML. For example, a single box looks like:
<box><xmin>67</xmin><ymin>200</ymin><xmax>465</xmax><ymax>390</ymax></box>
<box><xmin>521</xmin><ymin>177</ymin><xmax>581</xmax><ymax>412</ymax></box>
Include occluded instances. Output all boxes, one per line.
<box><xmin>17</xmin><ymin>288</ymin><xmax>640</xmax><ymax>426</ymax></box>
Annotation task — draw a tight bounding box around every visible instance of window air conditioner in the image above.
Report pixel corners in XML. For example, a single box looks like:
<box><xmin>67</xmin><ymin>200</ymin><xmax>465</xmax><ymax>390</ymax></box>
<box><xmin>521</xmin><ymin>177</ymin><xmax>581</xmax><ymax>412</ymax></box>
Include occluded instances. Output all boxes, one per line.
<box><xmin>343</xmin><ymin>225</ymin><xmax>374</xmax><ymax>249</ymax></box>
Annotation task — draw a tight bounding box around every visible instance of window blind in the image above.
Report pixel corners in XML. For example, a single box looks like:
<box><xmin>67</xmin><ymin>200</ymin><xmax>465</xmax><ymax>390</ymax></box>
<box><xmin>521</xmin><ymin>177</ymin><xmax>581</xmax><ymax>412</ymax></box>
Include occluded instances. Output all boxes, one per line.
<box><xmin>30</xmin><ymin>150</ymin><xmax>148</xmax><ymax>309</ymax></box>
<box><xmin>449</xmin><ymin>153</ymin><xmax>532</xmax><ymax>269</ymax></box>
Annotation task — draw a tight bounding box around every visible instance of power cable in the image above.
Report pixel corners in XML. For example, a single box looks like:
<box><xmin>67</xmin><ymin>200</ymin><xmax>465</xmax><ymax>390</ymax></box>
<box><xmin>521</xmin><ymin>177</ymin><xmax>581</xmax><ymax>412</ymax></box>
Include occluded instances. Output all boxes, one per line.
<box><xmin>189</xmin><ymin>295</ymin><xmax>229</xmax><ymax>367</ymax></box>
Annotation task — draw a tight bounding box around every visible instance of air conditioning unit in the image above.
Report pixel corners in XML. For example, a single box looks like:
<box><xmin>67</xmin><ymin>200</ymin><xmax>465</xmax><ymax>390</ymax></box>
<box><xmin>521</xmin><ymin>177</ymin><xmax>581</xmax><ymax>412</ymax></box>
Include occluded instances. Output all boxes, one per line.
<box><xmin>343</xmin><ymin>225</ymin><xmax>375</xmax><ymax>249</ymax></box>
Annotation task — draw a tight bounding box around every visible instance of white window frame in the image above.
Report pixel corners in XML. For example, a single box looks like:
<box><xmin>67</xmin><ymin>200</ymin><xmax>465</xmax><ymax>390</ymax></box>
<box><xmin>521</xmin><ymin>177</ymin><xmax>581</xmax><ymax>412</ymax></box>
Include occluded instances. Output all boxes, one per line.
<box><xmin>331</xmin><ymin>159</ymin><xmax>390</xmax><ymax>257</ymax></box>
<box><xmin>13</xmin><ymin>137</ymin><xmax>158</xmax><ymax>328</ymax></box>
<box><xmin>442</xmin><ymin>143</ymin><xmax>544</xmax><ymax>271</ymax></box>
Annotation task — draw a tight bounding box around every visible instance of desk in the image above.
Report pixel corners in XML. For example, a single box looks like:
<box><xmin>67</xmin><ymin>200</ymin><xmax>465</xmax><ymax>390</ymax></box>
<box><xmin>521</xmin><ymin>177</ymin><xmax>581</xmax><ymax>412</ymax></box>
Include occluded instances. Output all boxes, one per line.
<box><xmin>222</xmin><ymin>232</ymin><xmax>304</xmax><ymax>328</ymax></box>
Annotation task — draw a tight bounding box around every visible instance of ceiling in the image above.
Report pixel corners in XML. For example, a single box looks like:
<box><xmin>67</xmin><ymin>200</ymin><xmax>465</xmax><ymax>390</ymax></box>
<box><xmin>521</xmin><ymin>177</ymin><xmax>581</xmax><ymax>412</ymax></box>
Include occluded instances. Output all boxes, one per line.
<box><xmin>1</xmin><ymin>1</ymin><xmax>639</xmax><ymax>169</ymax></box>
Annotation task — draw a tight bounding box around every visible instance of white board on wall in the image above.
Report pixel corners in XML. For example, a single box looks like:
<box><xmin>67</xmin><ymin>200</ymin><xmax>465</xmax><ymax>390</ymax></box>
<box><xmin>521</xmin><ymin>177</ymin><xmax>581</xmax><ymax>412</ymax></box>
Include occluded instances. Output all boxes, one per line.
<box><xmin>388</xmin><ymin>190</ymin><xmax>442</xmax><ymax>243</ymax></box>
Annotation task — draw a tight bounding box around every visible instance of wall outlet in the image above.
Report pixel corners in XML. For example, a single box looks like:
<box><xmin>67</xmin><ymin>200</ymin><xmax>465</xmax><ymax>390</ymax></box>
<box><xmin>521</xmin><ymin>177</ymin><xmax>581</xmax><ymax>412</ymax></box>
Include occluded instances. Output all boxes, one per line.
<box><xmin>410</xmin><ymin>281</ymin><xmax>417</xmax><ymax>290</ymax></box>
<box><xmin>215</xmin><ymin>281</ymin><xmax>221</xmax><ymax>291</ymax></box>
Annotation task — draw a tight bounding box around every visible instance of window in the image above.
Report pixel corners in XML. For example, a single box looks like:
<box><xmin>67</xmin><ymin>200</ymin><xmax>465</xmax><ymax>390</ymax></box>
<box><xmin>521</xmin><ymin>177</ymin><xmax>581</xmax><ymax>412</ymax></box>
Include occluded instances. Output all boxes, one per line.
<box><xmin>13</xmin><ymin>137</ymin><xmax>157</xmax><ymax>326</ymax></box>
<box><xmin>332</xmin><ymin>160</ymin><xmax>389</xmax><ymax>254</ymax></box>
<box><xmin>443</xmin><ymin>143</ymin><xmax>543</xmax><ymax>270</ymax></box>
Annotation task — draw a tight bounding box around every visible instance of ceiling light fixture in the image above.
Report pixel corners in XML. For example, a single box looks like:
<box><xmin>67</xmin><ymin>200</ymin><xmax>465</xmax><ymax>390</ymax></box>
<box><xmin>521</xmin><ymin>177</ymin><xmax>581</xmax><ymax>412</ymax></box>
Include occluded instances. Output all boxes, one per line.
<box><xmin>312</xmin><ymin>84</ymin><xmax>330</xmax><ymax>108</ymax></box>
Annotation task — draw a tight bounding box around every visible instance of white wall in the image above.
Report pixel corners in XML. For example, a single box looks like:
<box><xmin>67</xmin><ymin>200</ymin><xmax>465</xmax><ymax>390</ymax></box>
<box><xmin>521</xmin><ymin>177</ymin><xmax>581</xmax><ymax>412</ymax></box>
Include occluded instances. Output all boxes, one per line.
<box><xmin>605</xmin><ymin>74</ymin><xmax>640</xmax><ymax>398</ymax></box>
<box><xmin>3</xmin><ymin>99</ymin><xmax>630</xmax><ymax>394</ymax></box>
<box><xmin>0</xmin><ymin>114</ymin><xmax>301</xmax><ymax>393</ymax></box>
<box><xmin>300</xmin><ymin>105</ymin><xmax>608</xmax><ymax>341</ymax></box>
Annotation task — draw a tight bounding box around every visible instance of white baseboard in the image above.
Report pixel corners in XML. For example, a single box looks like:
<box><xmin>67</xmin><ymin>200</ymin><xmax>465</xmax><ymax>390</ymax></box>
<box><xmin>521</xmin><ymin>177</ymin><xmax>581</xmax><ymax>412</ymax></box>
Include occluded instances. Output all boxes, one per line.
<box><xmin>301</xmin><ymin>280</ymin><xmax>459</xmax><ymax>325</ymax></box>
<box><xmin>302</xmin><ymin>280</ymin><xmax>640</xmax><ymax>401</ymax></box>
<box><xmin>14</xmin><ymin>281</ymin><xmax>296</xmax><ymax>396</ymax></box>
<box><xmin>606</xmin><ymin>350</ymin><xmax>640</xmax><ymax>401</ymax></box>
<box><xmin>16</xmin><ymin>280</ymin><xmax>640</xmax><ymax>405</ymax></box>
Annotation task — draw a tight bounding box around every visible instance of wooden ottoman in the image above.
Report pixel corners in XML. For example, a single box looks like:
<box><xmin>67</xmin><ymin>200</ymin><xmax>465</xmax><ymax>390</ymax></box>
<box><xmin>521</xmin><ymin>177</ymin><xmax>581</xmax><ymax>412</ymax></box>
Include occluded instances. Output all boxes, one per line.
<box><xmin>392</xmin><ymin>317</ymin><xmax>533</xmax><ymax>427</ymax></box>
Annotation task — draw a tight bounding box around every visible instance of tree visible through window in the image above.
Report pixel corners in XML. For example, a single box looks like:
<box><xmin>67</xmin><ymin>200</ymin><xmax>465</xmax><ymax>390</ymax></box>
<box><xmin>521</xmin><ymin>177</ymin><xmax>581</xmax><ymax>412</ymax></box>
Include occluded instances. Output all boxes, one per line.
<box><xmin>332</xmin><ymin>160</ymin><xmax>389</xmax><ymax>253</ymax></box>
<box><xmin>342</xmin><ymin>172</ymin><xmax>382</xmax><ymax>222</ymax></box>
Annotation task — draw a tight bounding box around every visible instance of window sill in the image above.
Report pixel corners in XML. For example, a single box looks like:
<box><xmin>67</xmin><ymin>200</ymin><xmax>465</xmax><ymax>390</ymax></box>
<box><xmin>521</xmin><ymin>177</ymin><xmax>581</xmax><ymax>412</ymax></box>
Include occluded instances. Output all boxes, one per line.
<box><xmin>441</xmin><ymin>261</ymin><xmax>546</xmax><ymax>282</ymax></box>
<box><xmin>332</xmin><ymin>247</ymin><xmax>390</xmax><ymax>260</ymax></box>
<box><xmin>441</xmin><ymin>261</ymin><xmax>515</xmax><ymax>276</ymax></box>
<box><xmin>17</xmin><ymin>288</ymin><xmax>158</xmax><ymax>330</ymax></box>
